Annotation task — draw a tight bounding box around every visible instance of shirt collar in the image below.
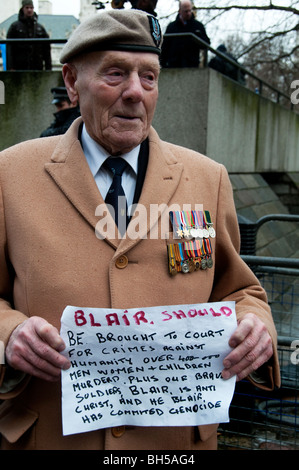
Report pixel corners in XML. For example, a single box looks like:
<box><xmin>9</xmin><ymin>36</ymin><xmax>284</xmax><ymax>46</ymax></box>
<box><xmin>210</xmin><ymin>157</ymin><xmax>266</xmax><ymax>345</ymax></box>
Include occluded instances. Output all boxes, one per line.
<box><xmin>81</xmin><ymin>124</ymin><xmax>140</xmax><ymax>177</ymax></box>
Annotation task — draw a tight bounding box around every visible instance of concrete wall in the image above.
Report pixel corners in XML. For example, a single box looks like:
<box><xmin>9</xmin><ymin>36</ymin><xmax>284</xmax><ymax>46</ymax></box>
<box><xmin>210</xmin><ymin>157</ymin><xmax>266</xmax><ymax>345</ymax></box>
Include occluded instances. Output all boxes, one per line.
<box><xmin>0</xmin><ymin>68</ymin><xmax>298</xmax><ymax>173</ymax></box>
<box><xmin>155</xmin><ymin>68</ymin><xmax>299</xmax><ymax>173</ymax></box>
<box><xmin>256</xmin><ymin>97</ymin><xmax>299</xmax><ymax>172</ymax></box>
<box><xmin>0</xmin><ymin>71</ymin><xmax>64</xmax><ymax>150</ymax></box>
<box><xmin>153</xmin><ymin>67</ymin><xmax>209</xmax><ymax>156</ymax></box>
<box><xmin>206</xmin><ymin>70</ymin><xmax>260</xmax><ymax>172</ymax></box>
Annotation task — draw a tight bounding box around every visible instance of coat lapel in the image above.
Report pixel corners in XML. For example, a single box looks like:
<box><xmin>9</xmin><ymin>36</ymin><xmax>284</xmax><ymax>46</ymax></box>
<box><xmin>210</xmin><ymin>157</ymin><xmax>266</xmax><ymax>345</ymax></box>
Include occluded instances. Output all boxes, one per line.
<box><xmin>44</xmin><ymin>119</ymin><xmax>118</xmax><ymax>250</ymax></box>
<box><xmin>45</xmin><ymin>120</ymin><xmax>183</xmax><ymax>253</ymax></box>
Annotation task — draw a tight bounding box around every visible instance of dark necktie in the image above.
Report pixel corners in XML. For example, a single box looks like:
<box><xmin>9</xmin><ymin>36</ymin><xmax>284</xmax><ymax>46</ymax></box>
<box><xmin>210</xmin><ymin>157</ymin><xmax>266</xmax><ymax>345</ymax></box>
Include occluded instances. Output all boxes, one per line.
<box><xmin>104</xmin><ymin>157</ymin><xmax>128</xmax><ymax>233</ymax></box>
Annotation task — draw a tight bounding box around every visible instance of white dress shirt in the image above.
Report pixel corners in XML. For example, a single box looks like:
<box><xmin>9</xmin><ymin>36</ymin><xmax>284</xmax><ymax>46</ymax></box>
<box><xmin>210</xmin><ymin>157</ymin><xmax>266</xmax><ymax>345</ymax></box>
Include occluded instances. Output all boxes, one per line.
<box><xmin>81</xmin><ymin>124</ymin><xmax>140</xmax><ymax>212</ymax></box>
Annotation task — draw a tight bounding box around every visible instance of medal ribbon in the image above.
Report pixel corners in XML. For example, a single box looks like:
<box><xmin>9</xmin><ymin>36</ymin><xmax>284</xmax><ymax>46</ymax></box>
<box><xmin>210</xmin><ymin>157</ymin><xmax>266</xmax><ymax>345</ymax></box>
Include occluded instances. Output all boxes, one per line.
<box><xmin>198</xmin><ymin>211</ymin><xmax>204</xmax><ymax>229</ymax></box>
<box><xmin>192</xmin><ymin>210</ymin><xmax>200</xmax><ymax>228</ymax></box>
<box><xmin>173</xmin><ymin>243</ymin><xmax>182</xmax><ymax>271</ymax></box>
<box><xmin>178</xmin><ymin>242</ymin><xmax>185</xmax><ymax>262</ymax></box>
<box><xmin>201</xmin><ymin>211</ymin><xmax>208</xmax><ymax>230</ymax></box>
<box><xmin>167</xmin><ymin>243</ymin><xmax>176</xmax><ymax>269</ymax></box>
<box><xmin>205</xmin><ymin>210</ymin><xmax>212</xmax><ymax>225</ymax></box>
<box><xmin>184</xmin><ymin>211</ymin><xmax>193</xmax><ymax>231</ymax></box>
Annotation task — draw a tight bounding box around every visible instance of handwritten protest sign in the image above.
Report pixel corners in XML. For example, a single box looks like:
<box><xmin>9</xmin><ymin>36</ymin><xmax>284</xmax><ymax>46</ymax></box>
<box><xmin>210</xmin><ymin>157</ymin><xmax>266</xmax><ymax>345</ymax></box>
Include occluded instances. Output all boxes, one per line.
<box><xmin>60</xmin><ymin>302</ymin><xmax>237</xmax><ymax>436</ymax></box>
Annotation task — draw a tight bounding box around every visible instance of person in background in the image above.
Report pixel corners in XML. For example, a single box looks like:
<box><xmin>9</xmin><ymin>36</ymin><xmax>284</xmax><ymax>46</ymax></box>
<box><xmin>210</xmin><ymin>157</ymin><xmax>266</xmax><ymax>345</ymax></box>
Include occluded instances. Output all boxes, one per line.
<box><xmin>111</xmin><ymin>0</ymin><xmax>158</xmax><ymax>16</ymax></box>
<box><xmin>0</xmin><ymin>9</ymin><xmax>279</xmax><ymax>451</ymax></box>
<box><xmin>209</xmin><ymin>44</ymin><xmax>246</xmax><ymax>85</ymax></box>
<box><xmin>160</xmin><ymin>0</ymin><xmax>210</xmax><ymax>68</ymax></box>
<box><xmin>40</xmin><ymin>87</ymin><xmax>81</xmax><ymax>137</ymax></box>
<box><xmin>6</xmin><ymin>0</ymin><xmax>52</xmax><ymax>71</ymax></box>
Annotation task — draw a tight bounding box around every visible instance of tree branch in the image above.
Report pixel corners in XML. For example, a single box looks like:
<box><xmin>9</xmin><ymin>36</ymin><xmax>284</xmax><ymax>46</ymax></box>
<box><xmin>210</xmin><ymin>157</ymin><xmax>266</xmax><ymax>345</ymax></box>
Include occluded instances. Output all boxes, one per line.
<box><xmin>194</xmin><ymin>3</ymin><xmax>299</xmax><ymax>16</ymax></box>
<box><xmin>245</xmin><ymin>44</ymin><xmax>299</xmax><ymax>66</ymax></box>
<box><xmin>237</xmin><ymin>24</ymin><xmax>299</xmax><ymax>58</ymax></box>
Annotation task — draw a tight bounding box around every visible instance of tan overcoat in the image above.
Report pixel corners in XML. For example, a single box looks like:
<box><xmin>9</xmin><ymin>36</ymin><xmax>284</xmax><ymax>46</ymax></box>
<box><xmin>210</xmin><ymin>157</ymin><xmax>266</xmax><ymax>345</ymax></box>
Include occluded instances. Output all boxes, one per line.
<box><xmin>0</xmin><ymin>119</ymin><xmax>280</xmax><ymax>450</ymax></box>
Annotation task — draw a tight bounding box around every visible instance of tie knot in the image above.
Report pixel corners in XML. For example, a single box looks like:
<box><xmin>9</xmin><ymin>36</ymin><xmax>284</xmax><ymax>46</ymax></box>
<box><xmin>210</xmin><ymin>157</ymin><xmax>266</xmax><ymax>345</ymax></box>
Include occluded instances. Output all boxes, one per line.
<box><xmin>104</xmin><ymin>157</ymin><xmax>128</xmax><ymax>177</ymax></box>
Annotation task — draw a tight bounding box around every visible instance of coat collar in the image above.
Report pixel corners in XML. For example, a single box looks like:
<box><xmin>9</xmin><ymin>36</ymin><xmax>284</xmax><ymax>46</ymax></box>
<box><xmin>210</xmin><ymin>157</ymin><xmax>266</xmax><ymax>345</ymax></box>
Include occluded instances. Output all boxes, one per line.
<box><xmin>45</xmin><ymin>117</ymin><xmax>183</xmax><ymax>253</ymax></box>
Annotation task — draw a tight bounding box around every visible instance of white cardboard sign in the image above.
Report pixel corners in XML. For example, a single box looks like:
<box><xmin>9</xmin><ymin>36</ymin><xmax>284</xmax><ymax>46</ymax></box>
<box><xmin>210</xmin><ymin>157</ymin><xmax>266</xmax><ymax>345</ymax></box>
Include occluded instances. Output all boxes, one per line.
<box><xmin>60</xmin><ymin>302</ymin><xmax>237</xmax><ymax>436</ymax></box>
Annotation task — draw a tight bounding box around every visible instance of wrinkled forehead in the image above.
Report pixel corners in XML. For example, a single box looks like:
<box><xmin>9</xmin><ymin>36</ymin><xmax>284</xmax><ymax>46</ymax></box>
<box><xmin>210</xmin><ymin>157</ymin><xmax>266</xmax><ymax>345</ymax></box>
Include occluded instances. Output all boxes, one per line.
<box><xmin>73</xmin><ymin>49</ymin><xmax>161</xmax><ymax>74</ymax></box>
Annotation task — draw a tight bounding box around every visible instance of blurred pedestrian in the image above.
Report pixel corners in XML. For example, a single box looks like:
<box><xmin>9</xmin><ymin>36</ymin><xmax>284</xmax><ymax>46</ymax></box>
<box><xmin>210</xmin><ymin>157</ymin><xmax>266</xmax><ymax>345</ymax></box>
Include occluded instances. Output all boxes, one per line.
<box><xmin>209</xmin><ymin>44</ymin><xmax>246</xmax><ymax>85</ymax></box>
<box><xmin>40</xmin><ymin>87</ymin><xmax>80</xmax><ymax>137</ymax></box>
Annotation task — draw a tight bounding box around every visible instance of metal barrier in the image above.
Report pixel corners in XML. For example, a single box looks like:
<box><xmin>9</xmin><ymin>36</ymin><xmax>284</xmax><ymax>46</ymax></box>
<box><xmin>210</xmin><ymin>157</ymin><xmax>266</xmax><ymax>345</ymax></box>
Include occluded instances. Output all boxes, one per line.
<box><xmin>218</xmin><ymin>212</ymin><xmax>299</xmax><ymax>450</ymax></box>
<box><xmin>238</xmin><ymin>214</ymin><xmax>299</xmax><ymax>256</ymax></box>
<box><xmin>219</xmin><ymin>264</ymin><xmax>299</xmax><ymax>449</ymax></box>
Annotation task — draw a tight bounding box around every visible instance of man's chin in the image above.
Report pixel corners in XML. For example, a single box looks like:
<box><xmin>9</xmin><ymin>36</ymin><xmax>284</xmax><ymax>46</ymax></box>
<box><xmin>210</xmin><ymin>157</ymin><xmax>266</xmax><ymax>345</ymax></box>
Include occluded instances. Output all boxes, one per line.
<box><xmin>106</xmin><ymin>131</ymin><xmax>146</xmax><ymax>155</ymax></box>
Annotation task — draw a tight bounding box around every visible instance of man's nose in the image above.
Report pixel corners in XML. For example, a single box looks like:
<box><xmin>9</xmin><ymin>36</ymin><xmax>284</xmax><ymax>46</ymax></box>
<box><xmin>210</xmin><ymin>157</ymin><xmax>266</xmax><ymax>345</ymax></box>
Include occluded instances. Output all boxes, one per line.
<box><xmin>122</xmin><ymin>73</ymin><xmax>144</xmax><ymax>102</ymax></box>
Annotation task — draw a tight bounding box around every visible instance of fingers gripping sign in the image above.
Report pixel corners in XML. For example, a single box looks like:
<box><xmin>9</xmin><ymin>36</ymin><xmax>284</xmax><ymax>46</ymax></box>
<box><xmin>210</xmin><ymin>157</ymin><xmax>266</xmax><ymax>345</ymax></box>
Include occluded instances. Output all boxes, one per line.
<box><xmin>222</xmin><ymin>313</ymin><xmax>273</xmax><ymax>382</ymax></box>
<box><xmin>5</xmin><ymin>316</ymin><xmax>71</xmax><ymax>382</ymax></box>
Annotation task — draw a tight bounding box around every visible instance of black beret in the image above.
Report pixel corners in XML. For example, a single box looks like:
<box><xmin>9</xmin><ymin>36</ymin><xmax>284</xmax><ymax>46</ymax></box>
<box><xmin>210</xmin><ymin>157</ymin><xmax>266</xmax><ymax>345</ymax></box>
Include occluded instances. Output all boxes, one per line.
<box><xmin>51</xmin><ymin>87</ymin><xmax>69</xmax><ymax>104</ymax></box>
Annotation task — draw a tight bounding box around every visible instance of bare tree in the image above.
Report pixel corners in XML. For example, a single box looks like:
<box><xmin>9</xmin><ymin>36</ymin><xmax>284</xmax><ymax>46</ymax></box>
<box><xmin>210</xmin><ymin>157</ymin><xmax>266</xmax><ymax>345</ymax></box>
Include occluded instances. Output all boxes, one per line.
<box><xmin>183</xmin><ymin>1</ymin><xmax>299</xmax><ymax>108</ymax></box>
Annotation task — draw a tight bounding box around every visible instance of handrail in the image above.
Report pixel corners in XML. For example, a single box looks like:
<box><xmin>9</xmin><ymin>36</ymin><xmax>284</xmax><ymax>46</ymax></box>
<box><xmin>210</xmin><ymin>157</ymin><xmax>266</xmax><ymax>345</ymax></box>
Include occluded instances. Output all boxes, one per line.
<box><xmin>241</xmin><ymin>255</ymin><xmax>299</xmax><ymax>269</ymax></box>
<box><xmin>277</xmin><ymin>336</ymin><xmax>298</xmax><ymax>347</ymax></box>
<box><xmin>256</xmin><ymin>213</ymin><xmax>299</xmax><ymax>228</ymax></box>
<box><xmin>239</xmin><ymin>213</ymin><xmax>299</xmax><ymax>259</ymax></box>
<box><xmin>0</xmin><ymin>38</ymin><xmax>67</xmax><ymax>44</ymax></box>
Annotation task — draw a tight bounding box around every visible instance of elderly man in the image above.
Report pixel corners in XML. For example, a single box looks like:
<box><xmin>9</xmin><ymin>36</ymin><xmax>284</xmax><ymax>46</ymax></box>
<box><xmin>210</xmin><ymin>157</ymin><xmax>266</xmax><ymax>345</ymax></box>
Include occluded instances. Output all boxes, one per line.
<box><xmin>0</xmin><ymin>9</ymin><xmax>279</xmax><ymax>451</ymax></box>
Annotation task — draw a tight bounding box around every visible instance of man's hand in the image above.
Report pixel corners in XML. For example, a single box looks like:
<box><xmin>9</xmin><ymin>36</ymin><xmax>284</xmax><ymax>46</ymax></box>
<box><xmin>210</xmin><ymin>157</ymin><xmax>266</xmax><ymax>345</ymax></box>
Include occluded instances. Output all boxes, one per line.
<box><xmin>5</xmin><ymin>316</ymin><xmax>71</xmax><ymax>382</ymax></box>
<box><xmin>222</xmin><ymin>313</ymin><xmax>273</xmax><ymax>382</ymax></box>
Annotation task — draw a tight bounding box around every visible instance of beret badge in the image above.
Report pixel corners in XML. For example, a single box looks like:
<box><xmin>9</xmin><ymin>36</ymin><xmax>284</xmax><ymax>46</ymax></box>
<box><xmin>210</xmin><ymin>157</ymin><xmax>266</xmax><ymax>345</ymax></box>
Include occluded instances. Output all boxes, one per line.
<box><xmin>148</xmin><ymin>15</ymin><xmax>162</xmax><ymax>48</ymax></box>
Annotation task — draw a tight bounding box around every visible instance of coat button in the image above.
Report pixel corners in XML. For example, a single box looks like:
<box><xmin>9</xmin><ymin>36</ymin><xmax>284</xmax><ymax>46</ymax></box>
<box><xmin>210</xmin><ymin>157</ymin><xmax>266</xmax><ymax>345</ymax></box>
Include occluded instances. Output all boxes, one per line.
<box><xmin>111</xmin><ymin>426</ymin><xmax>125</xmax><ymax>438</ymax></box>
<box><xmin>115</xmin><ymin>255</ymin><xmax>128</xmax><ymax>269</ymax></box>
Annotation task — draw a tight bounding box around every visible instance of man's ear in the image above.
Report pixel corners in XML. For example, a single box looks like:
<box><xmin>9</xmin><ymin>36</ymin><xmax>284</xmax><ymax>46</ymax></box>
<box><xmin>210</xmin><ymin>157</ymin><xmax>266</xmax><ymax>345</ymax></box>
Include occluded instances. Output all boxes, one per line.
<box><xmin>62</xmin><ymin>63</ymin><xmax>79</xmax><ymax>105</ymax></box>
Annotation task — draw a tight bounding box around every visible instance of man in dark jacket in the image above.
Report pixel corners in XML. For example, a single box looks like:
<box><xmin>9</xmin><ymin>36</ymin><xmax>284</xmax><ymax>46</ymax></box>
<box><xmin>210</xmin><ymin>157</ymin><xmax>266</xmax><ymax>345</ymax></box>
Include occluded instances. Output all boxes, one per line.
<box><xmin>6</xmin><ymin>0</ymin><xmax>52</xmax><ymax>71</ymax></box>
<box><xmin>209</xmin><ymin>44</ymin><xmax>246</xmax><ymax>85</ymax></box>
<box><xmin>161</xmin><ymin>0</ymin><xmax>210</xmax><ymax>68</ymax></box>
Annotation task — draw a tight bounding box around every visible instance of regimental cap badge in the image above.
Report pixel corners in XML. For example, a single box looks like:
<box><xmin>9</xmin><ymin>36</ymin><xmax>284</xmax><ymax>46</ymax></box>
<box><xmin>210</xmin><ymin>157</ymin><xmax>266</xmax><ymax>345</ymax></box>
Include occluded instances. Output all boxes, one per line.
<box><xmin>148</xmin><ymin>15</ymin><xmax>162</xmax><ymax>48</ymax></box>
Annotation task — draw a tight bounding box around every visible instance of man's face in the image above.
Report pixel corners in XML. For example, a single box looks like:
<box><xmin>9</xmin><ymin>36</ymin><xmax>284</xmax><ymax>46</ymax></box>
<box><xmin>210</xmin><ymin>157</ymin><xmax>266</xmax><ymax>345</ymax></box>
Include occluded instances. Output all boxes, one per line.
<box><xmin>179</xmin><ymin>2</ymin><xmax>193</xmax><ymax>22</ymax></box>
<box><xmin>23</xmin><ymin>5</ymin><xmax>35</xmax><ymax>18</ymax></box>
<box><xmin>55</xmin><ymin>100</ymin><xmax>72</xmax><ymax>111</ymax></box>
<box><xmin>65</xmin><ymin>50</ymin><xmax>160</xmax><ymax>155</ymax></box>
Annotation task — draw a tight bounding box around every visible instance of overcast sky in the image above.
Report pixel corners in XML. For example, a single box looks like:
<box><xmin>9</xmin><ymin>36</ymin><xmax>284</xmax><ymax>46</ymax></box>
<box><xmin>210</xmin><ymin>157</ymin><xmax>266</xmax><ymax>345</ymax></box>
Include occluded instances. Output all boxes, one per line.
<box><xmin>38</xmin><ymin>1</ymin><xmax>178</xmax><ymax>21</ymax></box>
<box><xmin>49</xmin><ymin>0</ymin><xmax>80</xmax><ymax>16</ymax></box>
<box><xmin>34</xmin><ymin>1</ymin><xmax>298</xmax><ymax>50</ymax></box>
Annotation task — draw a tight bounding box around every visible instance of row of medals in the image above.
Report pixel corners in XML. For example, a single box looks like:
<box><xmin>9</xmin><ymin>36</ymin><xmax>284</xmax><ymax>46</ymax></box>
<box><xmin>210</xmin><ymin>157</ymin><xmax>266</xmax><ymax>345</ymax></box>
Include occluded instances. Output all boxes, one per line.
<box><xmin>168</xmin><ymin>223</ymin><xmax>216</xmax><ymax>276</ymax></box>
<box><xmin>176</xmin><ymin>225</ymin><xmax>216</xmax><ymax>240</ymax></box>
